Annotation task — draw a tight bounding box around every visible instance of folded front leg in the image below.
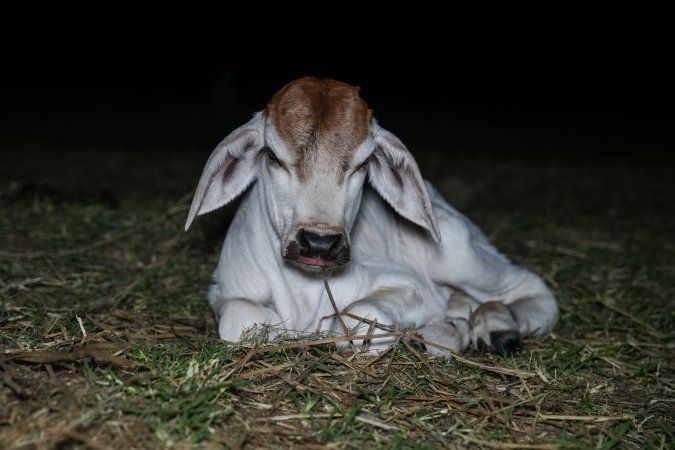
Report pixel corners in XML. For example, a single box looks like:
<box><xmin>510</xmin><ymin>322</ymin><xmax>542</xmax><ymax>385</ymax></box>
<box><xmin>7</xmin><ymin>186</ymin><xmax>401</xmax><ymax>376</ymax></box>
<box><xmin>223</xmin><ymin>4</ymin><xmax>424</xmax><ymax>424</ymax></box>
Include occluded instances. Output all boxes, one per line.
<box><xmin>211</xmin><ymin>297</ymin><xmax>282</xmax><ymax>342</ymax></box>
<box><xmin>336</xmin><ymin>286</ymin><xmax>423</xmax><ymax>354</ymax></box>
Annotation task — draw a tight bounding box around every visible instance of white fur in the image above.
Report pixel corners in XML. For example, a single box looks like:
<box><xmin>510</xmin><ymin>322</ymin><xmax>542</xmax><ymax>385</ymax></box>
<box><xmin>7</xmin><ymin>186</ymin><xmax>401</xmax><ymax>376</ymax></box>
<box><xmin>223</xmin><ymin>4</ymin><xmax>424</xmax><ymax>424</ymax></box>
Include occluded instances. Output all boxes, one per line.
<box><xmin>186</xmin><ymin>109</ymin><xmax>559</xmax><ymax>357</ymax></box>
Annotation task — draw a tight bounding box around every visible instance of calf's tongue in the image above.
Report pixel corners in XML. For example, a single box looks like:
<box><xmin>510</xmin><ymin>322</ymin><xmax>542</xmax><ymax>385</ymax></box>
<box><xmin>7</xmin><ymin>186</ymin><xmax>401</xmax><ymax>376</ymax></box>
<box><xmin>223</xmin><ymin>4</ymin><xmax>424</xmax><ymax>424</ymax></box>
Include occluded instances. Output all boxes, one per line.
<box><xmin>298</xmin><ymin>255</ymin><xmax>336</xmax><ymax>267</ymax></box>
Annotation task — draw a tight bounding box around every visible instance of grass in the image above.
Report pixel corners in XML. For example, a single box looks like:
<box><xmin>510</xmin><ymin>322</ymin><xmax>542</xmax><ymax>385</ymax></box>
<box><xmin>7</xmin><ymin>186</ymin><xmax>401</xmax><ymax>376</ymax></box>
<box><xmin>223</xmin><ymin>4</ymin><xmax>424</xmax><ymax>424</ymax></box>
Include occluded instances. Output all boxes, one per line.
<box><xmin>0</xmin><ymin>145</ymin><xmax>673</xmax><ymax>449</ymax></box>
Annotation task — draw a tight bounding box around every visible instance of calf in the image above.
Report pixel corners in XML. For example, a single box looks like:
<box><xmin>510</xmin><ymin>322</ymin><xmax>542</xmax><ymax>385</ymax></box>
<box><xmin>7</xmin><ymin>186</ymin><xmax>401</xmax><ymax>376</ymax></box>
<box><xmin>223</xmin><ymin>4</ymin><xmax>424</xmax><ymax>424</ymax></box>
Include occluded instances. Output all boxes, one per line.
<box><xmin>185</xmin><ymin>77</ymin><xmax>558</xmax><ymax>356</ymax></box>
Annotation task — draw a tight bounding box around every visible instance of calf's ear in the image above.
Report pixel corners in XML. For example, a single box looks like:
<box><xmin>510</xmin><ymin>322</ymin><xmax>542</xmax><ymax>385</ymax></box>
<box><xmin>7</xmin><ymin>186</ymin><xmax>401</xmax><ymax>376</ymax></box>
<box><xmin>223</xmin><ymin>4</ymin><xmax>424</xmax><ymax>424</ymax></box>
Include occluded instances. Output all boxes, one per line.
<box><xmin>185</xmin><ymin>113</ymin><xmax>264</xmax><ymax>231</ymax></box>
<box><xmin>367</xmin><ymin>123</ymin><xmax>441</xmax><ymax>243</ymax></box>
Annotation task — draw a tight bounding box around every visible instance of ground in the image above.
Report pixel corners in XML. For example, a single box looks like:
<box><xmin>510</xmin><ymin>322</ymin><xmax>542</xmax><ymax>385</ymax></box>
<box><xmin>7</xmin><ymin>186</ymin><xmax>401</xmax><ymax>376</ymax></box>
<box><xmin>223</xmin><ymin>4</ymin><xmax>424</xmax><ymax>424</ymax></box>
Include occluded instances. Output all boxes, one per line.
<box><xmin>0</xmin><ymin>139</ymin><xmax>672</xmax><ymax>449</ymax></box>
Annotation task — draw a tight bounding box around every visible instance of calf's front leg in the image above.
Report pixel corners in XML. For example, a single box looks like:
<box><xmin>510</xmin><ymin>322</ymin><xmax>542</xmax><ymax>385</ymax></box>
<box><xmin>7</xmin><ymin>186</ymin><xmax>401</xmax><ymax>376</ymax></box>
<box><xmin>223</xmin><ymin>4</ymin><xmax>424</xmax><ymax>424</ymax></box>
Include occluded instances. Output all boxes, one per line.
<box><xmin>336</xmin><ymin>286</ymin><xmax>426</xmax><ymax>354</ymax></box>
<box><xmin>210</xmin><ymin>296</ymin><xmax>282</xmax><ymax>342</ymax></box>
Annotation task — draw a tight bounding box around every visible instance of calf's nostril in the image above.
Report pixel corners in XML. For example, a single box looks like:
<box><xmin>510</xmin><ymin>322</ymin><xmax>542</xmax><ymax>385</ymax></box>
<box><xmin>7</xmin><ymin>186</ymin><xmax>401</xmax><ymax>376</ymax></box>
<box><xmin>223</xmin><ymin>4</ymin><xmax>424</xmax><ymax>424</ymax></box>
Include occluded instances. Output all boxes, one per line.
<box><xmin>295</xmin><ymin>229</ymin><xmax>344</xmax><ymax>259</ymax></box>
<box><xmin>327</xmin><ymin>235</ymin><xmax>343</xmax><ymax>257</ymax></box>
<box><xmin>296</xmin><ymin>229</ymin><xmax>311</xmax><ymax>253</ymax></box>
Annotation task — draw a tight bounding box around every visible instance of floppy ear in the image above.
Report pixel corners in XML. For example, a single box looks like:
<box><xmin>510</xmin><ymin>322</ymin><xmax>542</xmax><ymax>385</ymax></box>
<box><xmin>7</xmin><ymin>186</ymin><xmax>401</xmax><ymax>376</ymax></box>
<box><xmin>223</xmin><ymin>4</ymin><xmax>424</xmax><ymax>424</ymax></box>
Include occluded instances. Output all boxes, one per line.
<box><xmin>185</xmin><ymin>113</ymin><xmax>264</xmax><ymax>231</ymax></box>
<box><xmin>368</xmin><ymin>122</ymin><xmax>441</xmax><ymax>243</ymax></box>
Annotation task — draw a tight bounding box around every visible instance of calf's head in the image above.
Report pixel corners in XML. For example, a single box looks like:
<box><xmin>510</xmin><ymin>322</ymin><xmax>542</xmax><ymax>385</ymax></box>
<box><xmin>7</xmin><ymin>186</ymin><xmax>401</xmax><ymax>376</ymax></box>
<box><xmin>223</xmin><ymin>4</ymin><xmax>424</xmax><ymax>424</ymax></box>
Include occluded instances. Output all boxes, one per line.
<box><xmin>186</xmin><ymin>77</ymin><xmax>440</xmax><ymax>274</ymax></box>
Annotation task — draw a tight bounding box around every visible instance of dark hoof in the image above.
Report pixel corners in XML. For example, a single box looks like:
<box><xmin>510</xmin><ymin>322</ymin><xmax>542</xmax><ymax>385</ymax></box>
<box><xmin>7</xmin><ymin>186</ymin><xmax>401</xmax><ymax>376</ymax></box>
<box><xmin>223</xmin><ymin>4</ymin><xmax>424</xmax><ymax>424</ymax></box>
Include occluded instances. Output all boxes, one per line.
<box><xmin>477</xmin><ymin>330</ymin><xmax>522</xmax><ymax>356</ymax></box>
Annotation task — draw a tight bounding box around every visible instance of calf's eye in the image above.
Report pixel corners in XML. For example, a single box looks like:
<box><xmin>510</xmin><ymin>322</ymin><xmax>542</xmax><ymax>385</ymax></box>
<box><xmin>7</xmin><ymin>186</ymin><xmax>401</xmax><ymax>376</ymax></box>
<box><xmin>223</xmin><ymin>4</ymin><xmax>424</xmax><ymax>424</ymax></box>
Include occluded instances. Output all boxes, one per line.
<box><xmin>264</xmin><ymin>147</ymin><xmax>280</xmax><ymax>164</ymax></box>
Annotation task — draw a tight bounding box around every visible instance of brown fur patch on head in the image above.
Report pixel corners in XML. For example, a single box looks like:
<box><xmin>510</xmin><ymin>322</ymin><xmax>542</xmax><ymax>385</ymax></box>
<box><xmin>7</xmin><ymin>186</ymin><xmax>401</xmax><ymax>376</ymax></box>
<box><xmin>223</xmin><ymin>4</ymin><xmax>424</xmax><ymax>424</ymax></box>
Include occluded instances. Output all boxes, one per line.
<box><xmin>264</xmin><ymin>77</ymin><xmax>372</xmax><ymax>176</ymax></box>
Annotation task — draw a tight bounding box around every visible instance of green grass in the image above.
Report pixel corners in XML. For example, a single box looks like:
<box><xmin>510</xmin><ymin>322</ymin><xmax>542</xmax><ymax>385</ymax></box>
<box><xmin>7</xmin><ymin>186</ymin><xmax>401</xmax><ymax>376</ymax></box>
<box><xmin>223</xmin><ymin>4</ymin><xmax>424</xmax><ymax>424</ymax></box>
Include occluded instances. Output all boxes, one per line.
<box><xmin>0</xmin><ymin>148</ymin><xmax>673</xmax><ymax>449</ymax></box>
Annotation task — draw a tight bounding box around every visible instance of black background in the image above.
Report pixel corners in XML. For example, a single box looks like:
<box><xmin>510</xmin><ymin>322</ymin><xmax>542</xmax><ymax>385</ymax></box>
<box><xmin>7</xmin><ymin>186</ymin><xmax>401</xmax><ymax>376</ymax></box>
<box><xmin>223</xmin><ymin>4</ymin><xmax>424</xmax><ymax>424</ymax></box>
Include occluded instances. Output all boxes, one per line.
<box><xmin>1</xmin><ymin>20</ymin><xmax>672</xmax><ymax>162</ymax></box>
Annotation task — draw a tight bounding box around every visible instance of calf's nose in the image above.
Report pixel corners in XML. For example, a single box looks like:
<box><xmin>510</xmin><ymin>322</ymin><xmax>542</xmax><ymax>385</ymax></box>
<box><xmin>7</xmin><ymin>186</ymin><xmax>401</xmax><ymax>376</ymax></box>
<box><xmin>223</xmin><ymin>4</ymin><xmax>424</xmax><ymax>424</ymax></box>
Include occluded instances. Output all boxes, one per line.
<box><xmin>296</xmin><ymin>229</ymin><xmax>344</xmax><ymax>259</ymax></box>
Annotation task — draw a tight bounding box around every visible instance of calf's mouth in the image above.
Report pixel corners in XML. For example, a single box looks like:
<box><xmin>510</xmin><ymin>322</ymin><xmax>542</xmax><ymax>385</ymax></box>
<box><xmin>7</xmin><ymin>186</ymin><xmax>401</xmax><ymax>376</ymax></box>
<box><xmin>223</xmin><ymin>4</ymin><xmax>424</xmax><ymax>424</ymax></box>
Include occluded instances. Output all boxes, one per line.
<box><xmin>283</xmin><ymin>240</ymin><xmax>351</xmax><ymax>274</ymax></box>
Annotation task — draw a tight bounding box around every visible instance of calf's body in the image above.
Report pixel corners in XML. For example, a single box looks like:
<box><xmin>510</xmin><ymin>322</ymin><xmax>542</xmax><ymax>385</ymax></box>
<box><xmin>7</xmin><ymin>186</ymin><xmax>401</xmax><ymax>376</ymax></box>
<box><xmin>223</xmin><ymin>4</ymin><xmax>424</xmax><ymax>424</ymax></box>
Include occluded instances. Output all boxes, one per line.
<box><xmin>186</xmin><ymin>78</ymin><xmax>558</xmax><ymax>356</ymax></box>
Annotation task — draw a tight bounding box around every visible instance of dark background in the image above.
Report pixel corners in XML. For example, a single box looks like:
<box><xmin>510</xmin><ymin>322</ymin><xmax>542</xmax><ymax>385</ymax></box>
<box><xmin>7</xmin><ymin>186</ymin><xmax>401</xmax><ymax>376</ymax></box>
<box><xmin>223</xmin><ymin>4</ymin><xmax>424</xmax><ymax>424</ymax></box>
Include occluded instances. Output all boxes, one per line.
<box><xmin>1</xmin><ymin>26</ymin><xmax>673</xmax><ymax>173</ymax></box>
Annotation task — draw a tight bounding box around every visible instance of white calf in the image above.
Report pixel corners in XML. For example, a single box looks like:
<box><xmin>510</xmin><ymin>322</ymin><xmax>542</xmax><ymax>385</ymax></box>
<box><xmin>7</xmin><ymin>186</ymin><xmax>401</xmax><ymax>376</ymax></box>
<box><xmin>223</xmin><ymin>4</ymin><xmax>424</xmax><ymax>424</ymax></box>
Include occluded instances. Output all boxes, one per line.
<box><xmin>185</xmin><ymin>77</ymin><xmax>558</xmax><ymax>356</ymax></box>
